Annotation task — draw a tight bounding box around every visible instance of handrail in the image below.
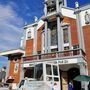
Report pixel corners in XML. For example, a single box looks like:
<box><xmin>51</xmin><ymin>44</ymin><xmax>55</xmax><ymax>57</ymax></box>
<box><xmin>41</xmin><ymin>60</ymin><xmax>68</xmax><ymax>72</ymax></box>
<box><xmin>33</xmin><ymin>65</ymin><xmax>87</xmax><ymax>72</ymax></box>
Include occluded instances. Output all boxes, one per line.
<box><xmin>23</xmin><ymin>49</ymin><xmax>86</xmax><ymax>61</ymax></box>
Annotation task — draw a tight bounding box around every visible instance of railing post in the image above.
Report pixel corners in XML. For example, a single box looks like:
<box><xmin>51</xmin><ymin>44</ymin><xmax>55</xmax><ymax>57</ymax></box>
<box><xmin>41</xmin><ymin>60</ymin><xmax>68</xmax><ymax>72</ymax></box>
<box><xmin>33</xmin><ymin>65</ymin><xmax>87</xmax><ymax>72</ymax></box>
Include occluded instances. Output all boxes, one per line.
<box><xmin>56</xmin><ymin>52</ymin><xmax>58</xmax><ymax>58</ymax></box>
<box><xmin>37</xmin><ymin>55</ymin><xmax>39</xmax><ymax>60</ymax></box>
<box><xmin>80</xmin><ymin>49</ymin><xmax>82</xmax><ymax>56</ymax></box>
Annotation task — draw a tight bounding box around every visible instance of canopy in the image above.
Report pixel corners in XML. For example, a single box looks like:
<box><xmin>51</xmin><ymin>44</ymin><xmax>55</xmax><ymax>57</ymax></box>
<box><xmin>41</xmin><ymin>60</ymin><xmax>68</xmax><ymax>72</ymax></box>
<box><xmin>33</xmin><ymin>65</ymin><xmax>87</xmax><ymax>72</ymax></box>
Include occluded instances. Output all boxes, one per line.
<box><xmin>73</xmin><ymin>75</ymin><xmax>90</xmax><ymax>82</ymax></box>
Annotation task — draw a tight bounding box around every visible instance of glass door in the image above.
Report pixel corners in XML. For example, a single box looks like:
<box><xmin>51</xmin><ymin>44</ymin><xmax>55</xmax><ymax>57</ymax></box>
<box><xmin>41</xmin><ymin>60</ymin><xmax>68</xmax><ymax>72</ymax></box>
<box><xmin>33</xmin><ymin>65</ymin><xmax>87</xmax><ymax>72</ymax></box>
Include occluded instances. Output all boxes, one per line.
<box><xmin>45</xmin><ymin>62</ymin><xmax>60</xmax><ymax>90</ymax></box>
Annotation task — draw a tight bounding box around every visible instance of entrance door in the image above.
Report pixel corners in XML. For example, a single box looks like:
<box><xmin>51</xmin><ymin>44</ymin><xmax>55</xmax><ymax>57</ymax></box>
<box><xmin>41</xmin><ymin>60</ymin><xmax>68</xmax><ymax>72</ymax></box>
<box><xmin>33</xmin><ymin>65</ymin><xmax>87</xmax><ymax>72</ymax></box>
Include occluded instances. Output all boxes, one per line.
<box><xmin>68</xmin><ymin>68</ymin><xmax>81</xmax><ymax>90</ymax></box>
<box><xmin>45</xmin><ymin>62</ymin><xmax>60</xmax><ymax>90</ymax></box>
<box><xmin>61</xmin><ymin>71</ymin><xmax>68</xmax><ymax>90</ymax></box>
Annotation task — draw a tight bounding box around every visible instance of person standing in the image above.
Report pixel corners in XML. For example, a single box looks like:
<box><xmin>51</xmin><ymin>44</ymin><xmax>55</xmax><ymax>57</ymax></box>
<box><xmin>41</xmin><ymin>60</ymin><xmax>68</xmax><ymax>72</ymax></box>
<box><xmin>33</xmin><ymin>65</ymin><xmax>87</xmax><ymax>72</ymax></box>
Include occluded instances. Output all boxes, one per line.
<box><xmin>88</xmin><ymin>82</ymin><xmax>90</xmax><ymax>90</ymax></box>
<box><xmin>68</xmin><ymin>81</ymin><xmax>73</xmax><ymax>90</ymax></box>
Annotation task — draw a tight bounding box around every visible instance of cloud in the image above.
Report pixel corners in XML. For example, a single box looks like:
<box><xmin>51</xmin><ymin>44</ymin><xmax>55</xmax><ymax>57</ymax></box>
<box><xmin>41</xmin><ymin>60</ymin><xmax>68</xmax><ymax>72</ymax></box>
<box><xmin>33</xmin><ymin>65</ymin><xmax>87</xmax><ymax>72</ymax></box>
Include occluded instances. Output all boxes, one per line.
<box><xmin>0</xmin><ymin>4</ymin><xmax>24</xmax><ymax>51</ymax></box>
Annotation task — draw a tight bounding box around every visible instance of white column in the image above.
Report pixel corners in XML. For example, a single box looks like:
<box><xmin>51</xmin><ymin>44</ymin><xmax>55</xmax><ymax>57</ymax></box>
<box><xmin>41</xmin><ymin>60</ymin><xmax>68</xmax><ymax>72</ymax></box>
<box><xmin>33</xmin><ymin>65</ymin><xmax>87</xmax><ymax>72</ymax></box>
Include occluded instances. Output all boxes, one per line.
<box><xmin>45</xmin><ymin>20</ymin><xmax>48</xmax><ymax>53</ymax></box>
<box><xmin>68</xmin><ymin>26</ymin><xmax>72</xmax><ymax>49</ymax></box>
<box><xmin>20</xmin><ymin>64</ymin><xmax>24</xmax><ymax>81</ymax></box>
<box><xmin>44</xmin><ymin>0</ymin><xmax>47</xmax><ymax>16</ymax></box>
<box><xmin>33</xmin><ymin>24</ymin><xmax>37</xmax><ymax>55</ymax></box>
<box><xmin>47</xmin><ymin>28</ymin><xmax>51</xmax><ymax>53</ymax></box>
<box><xmin>56</xmin><ymin>0</ymin><xmax>63</xmax><ymax>51</ymax></box>
<box><xmin>44</xmin><ymin>0</ymin><xmax>48</xmax><ymax>53</ymax></box>
<box><xmin>6</xmin><ymin>60</ymin><xmax>10</xmax><ymax>81</ymax></box>
<box><xmin>74</xmin><ymin>2</ymin><xmax>85</xmax><ymax>51</ymax></box>
<box><xmin>76</xmin><ymin>11</ymin><xmax>85</xmax><ymax>51</ymax></box>
<box><xmin>41</xmin><ymin>32</ymin><xmax>45</xmax><ymax>54</ymax></box>
<box><xmin>63</xmin><ymin>0</ymin><xmax>67</xmax><ymax>7</ymax></box>
<box><xmin>23</xmin><ymin>29</ymin><xmax>27</xmax><ymax>49</ymax></box>
<box><xmin>78</xmin><ymin>62</ymin><xmax>88</xmax><ymax>90</ymax></box>
<box><xmin>43</xmin><ymin>63</ymin><xmax>46</xmax><ymax>82</ymax></box>
<box><xmin>57</xmin><ymin>17</ymin><xmax>63</xmax><ymax>51</ymax></box>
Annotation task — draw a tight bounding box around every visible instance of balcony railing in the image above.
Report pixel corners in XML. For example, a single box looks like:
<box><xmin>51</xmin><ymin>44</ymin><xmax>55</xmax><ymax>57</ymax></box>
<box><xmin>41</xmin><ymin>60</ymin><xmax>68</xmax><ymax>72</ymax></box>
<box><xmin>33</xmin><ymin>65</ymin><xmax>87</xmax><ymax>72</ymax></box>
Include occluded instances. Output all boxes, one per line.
<box><xmin>23</xmin><ymin>49</ymin><xmax>86</xmax><ymax>62</ymax></box>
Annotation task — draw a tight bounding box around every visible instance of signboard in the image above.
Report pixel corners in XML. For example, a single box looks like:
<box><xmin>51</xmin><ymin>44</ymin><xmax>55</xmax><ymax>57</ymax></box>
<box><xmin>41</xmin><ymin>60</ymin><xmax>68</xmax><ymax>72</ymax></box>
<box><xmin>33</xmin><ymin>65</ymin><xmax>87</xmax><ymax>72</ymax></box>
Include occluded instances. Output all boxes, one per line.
<box><xmin>23</xmin><ymin>58</ymin><xmax>78</xmax><ymax>68</ymax></box>
<box><xmin>23</xmin><ymin>62</ymin><xmax>42</xmax><ymax>67</ymax></box>
<box><xmin>58</xmin><ymin>58</ymin><xmax>77</xmax><ymax>64</ymax></box>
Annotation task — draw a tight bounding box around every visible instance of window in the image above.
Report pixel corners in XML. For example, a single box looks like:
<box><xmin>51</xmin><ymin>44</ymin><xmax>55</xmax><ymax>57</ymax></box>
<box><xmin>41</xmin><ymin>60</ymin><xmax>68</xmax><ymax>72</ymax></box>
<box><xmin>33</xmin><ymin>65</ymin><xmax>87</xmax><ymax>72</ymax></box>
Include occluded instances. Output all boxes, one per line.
<box><xmin>63</xmin><ymin>27</ymin><xmax>69</xmax><ymax>43</ymax></box>
<box><xmin>64</xmin><ymin>46</ymin><xmax>69</xmax><ymax>50</ymax></box>
<box><xmin>46</xmin><ymin>64</ymin><xmax>52</xmax><ymax>75</ymax></box>
<box><xmin>24</xmin><ymin>64</ymin><xmax>43</xmax><ymax>81</ymax></box>
<box><xmin>53</xmin><ymin>66</ymin><xmax>58</xmax><ymax>76</ymax></box>
<box><xmin>54</xmin><ymin>77</ymin><xmax>59</xmax><ymax>81</ymax></box>
<box><xmin>73</xmin><ymin>45</ymin><xmax>79</xmax><ymax>55</ymax></box>
<box><xmin>50</xmin><ymin>21</ymin><xmax>57</xmax><ymax>46</ymax></box>
<box><xmin>51</xmin><ymin>48</ymin><xmax>58</xmax><ymax>52</ymax></box>
<box><xmin>35</xmin><ymin>64</ymin><xmax>43</xmax><ymax>81</ymax></box>
<box><xmin>27</xmin><ymin>31</ymin><xmax>31</xmax><ymax>39</ymax></box>
<box><xmin>46</xmin><ymin>76</ymin><xmax>52</xmax><ymax>81</ymax></box>
<box><xmin>73</xmin><ymin>45</ymin><xmax>79</xmax><ymax>49</ymax></box>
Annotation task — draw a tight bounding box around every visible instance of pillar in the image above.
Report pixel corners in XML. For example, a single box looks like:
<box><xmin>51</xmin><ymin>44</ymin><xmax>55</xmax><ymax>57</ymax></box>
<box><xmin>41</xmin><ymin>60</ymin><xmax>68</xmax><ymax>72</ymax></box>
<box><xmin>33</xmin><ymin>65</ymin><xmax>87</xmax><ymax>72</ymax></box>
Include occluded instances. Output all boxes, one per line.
<box><xmin>68</xmin><ymin>26</ymin><xmax>72</xmax><ymax>49</ymax></box>
<box><xmin>74</xmin><ymin>2</ymin><xmax>85</xmax><ymax>51</ymax></box>
<box><xmin>47</xmin><ymin>28</ymin><xmax>51</xmax><ymax>53</ymax></box>
<box><xmin>44</xmin><ymin>20</ymin><xmax>48</xmax><ymax>53</ymax></box>
<box><xmin>41</xmin><ymin>31</ymin><xmax>45</xmax><ymax>54</ymax></box>
<box><xmin>44</xmin><ymin>0</ymin><xmax>48</xmax><ymax>53</ymax></box>
<box><xmin>20</xmin><ymin>64</ymin><xmax>24</xmax><ymax>81</ymax></box>
<box><xmin>78</xmin><ymin>62</ymin><xmax>88</xmax><ymax>90</ymax></box>
<box><xmin>56</xmin><ymin>0</ymin><xmax>63</xmax><ymax>51</ymax></box>
<box><xmin>23</xmin><ymin>28</ymin><xmax>27</xmax><ymax>49</ymax></box>
<box><xmin>33</xmin><ymin>24</ymin><xmax>38</xmax><ymax>55</ymax></box>
<box><xmin>5</xmin><ymin>60</ymin><xmax>10</xmax><ymax>81</ymax></box>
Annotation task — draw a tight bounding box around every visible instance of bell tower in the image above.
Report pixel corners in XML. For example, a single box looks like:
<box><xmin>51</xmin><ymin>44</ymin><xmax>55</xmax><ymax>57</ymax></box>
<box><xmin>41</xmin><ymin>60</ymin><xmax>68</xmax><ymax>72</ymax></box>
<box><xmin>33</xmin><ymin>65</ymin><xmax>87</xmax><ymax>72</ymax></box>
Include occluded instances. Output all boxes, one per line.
<box><xmin>43</xmin><ymin>0</ymin><xmax>65</xmax><ymax>53</ymax></box>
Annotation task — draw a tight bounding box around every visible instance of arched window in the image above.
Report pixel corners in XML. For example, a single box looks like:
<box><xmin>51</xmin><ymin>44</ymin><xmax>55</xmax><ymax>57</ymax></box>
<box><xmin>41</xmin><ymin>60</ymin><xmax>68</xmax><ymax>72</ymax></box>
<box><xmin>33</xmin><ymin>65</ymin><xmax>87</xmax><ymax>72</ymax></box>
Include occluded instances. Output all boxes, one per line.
<box><xmin>27</xmin><ymin>30</ymin><xmax>31</xmax><ymax>39</ymax></box>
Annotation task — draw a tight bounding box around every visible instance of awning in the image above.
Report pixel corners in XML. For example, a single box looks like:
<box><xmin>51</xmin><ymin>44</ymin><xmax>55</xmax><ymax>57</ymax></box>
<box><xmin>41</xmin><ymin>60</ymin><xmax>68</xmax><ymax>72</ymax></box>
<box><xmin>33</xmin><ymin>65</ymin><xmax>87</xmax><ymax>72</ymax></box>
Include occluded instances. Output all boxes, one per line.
<box><xmin>73</xmin><ymin>75</ymin><xmax>90</xmax><ymax>82</ymax></box>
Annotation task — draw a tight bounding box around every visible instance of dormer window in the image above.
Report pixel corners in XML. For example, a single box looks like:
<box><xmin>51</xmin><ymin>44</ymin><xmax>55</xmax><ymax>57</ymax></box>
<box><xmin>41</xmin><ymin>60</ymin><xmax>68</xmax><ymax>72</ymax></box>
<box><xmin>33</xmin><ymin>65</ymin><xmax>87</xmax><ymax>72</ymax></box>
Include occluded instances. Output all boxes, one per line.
<box><xmin>27</xmin><ymin>31</ymin><xmax>31</xmax><ymax>39</ymax></box>
<box><xmin>85</xmin><ymin>11</ymin><xmax>90</xmax><ymax>24</ymax></box>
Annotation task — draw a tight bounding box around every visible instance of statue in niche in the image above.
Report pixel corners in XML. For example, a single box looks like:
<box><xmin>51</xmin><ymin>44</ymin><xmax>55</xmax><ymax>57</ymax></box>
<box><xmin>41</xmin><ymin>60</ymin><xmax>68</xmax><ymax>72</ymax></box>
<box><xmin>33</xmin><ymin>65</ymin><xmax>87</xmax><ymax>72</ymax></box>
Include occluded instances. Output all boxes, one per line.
<box><xmin>85</xmin><ymin>11</ymin><xmax>90</xmax><ymax>24</ymax></box>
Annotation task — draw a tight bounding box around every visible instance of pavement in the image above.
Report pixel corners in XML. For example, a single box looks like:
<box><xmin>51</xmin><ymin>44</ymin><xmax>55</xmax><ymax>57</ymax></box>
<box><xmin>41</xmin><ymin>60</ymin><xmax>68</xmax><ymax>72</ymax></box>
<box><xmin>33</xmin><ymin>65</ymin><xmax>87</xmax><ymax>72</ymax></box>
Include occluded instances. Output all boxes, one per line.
<box><xmin>0</xmin><ymin>87</ymin><xmax>8</xmax><ymax>90</ymax></box>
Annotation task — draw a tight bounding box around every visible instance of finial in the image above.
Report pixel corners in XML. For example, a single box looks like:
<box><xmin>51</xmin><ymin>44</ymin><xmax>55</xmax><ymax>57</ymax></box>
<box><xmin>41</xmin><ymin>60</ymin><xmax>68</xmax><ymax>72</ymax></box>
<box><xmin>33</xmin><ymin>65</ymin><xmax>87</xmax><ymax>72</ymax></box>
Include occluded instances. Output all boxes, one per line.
<box><xmin>34</xmin><ymin>16</ymin><xmax>38</xmax><ymax>22</ymax></box>
<box><xmin>75</xmin><ymin>1</ymin><xmax>79</xmax><ymax>8</ymax></box>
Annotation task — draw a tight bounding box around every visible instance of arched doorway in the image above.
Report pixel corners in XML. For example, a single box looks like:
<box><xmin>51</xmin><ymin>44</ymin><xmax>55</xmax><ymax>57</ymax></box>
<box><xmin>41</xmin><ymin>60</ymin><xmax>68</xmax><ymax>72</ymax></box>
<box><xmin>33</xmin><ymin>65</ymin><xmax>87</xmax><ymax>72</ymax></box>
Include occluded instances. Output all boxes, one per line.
<box><xmin>68</xmin><ymin>68</ymin><xmax>81</xmax><ymax>90</ymax></box>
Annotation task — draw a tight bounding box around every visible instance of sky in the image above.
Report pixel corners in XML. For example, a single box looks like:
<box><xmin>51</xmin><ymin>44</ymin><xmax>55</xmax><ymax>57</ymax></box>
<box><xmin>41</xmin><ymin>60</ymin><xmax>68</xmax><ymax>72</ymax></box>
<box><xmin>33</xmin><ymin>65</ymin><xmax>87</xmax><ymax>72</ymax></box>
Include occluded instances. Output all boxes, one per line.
<box><xmin>0</xmin><ymin>0</ymin><xmax>90</xmax><ymax>68</ymax></box>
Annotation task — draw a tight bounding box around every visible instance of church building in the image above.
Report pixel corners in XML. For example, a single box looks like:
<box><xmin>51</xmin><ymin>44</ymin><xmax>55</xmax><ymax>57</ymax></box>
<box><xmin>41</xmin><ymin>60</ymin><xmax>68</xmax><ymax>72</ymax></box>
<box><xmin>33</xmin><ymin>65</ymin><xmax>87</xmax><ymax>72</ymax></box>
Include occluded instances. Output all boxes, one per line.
<box><xmin>0</xmin><ymin>0</ymin><xmax>90</xmax><ymax>90</ymax></box>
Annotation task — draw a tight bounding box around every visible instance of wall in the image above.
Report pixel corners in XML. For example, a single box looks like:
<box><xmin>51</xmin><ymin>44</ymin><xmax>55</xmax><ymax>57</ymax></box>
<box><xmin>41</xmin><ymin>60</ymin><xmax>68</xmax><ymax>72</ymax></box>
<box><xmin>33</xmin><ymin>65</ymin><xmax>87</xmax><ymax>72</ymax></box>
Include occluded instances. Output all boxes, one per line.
<box><xmin>25</xmin><ymin>39</ymin><xmax>33</xmax><ymax>56</ymax></box>
<box><xmin>37</xmin><ymin>27</ymin><xmax>43</xmax><ymax>52</ymax></box>
<box><xmin>63</xmin><ymin>16</ymin><xmax>78</xmax><ymax>46</ymax></box>
<box><xmin>83</xmin><ymin>25</ymin><xmax>90</xmax><ymax>75</ymax></box>
<box><xmin>8</xmin><ymin>56</ymin><xmax>22</xmax><ymax>83</ymax></box>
